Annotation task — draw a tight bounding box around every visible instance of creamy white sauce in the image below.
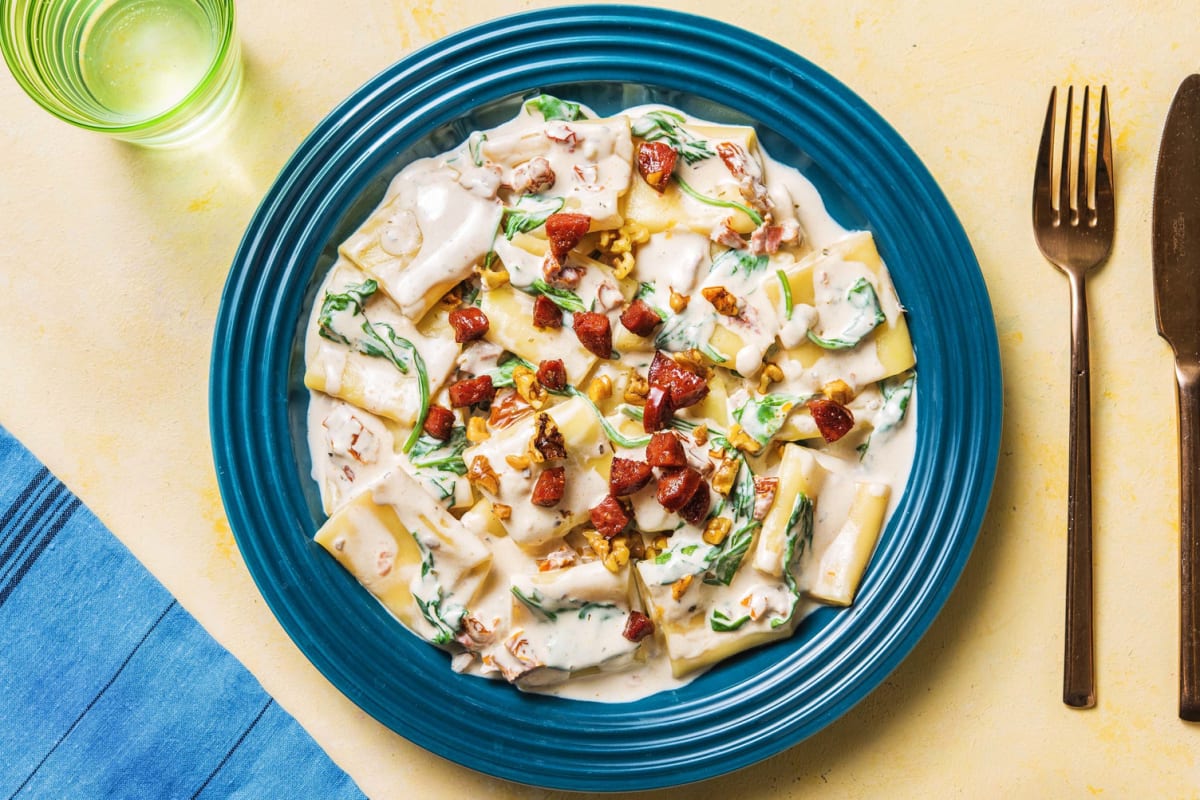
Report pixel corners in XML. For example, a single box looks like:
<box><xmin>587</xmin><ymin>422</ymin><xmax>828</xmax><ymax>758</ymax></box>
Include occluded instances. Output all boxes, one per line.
<box><xmin>303</xmin><ymin>98</ymin><xmax>918</xmax><ymax>703</ymax></box>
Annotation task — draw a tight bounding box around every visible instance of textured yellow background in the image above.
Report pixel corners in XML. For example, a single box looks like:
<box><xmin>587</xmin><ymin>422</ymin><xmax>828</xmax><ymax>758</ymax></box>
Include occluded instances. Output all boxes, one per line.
<box><xmin>1</xmin><ymin>0</ymin><xmax>1196</xmax><ymax>796</ymax></box>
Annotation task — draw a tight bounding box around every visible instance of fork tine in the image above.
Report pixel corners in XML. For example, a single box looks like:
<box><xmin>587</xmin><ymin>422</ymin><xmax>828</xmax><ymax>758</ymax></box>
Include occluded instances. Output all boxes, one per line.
<box><xmin>1033</xmin><ymin>86</ymin><xmax>1057</xmax><ymax>225</ymax></box>
<box><xmin>1076</xmin><ymin>86</ymin><xmax>1091</xmax><ymax>219</ymax></box>
<box><xmin>1060</xmin><ymin>85</ymin><xmax>1074</xmax><ymax>219</ymax></box>
<box><xmin>1095</xmin><ymin>85</ymin><xmax>1114</xmax><ymax>213</ymax></box>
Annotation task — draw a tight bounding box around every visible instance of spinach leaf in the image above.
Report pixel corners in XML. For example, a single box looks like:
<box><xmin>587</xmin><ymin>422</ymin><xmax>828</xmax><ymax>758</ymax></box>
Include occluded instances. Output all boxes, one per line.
<box><xmin>807</xmin><ymin>277</ymin><xmax>886</xmax><ymax>350</ymax></box>
<box><xmin>776</xmin><ymin>269</ymin><xmax>794</xmax><ymax>320</ymax></box>
<box><xmin>317</xmin><ymin>279</ymin><xmax>378</xmax><ymax>344</ymax></box>
<box><xmin>675</xmin><ymin>175</ymin><xmax>765</xmax><ymax>226</ymax></box>
<box><xmin>710</xmin><ymin>607</ymin><xmax>752</xmax><ymax>632</ymax></box>
<box><xmin>316</xmin><ymin>281</ymin><xmax>431</xmax><ymax>453</ymax></box>
<box><xmin>468</xmin><ymin>131</ymin><xmax>488</xmax><ymax>166</ymax></box>
<box><xmin>409</xmin><ymin>426</ymin><xmax>469</xmax><ymax>476</ymax></box>
<box><xmin>511</xmin><ymin>586</ymin><xmax>558</xmax><ymax>621</ymax></box>
<box><xmin>525</xmin><ymin>94</ymin><xmax>585</xmax><ymax>121</ymax></box>
<box><xmin>502</xmin><ymin>195</ymin><xmax>565</xmax><ymax>240</ymax></box>
<box><xmin>705</xmin><ymin>520</ymin><xmax>760</xmax><ymax>587</ymax></box>
<box><xmin>732</xmin><ymin>393</ymin><xmax>804</xmax><ymax>448</ymax></box>
<box><xmin>526</xmin><ymin>278</ymin><xmax>586</xmax><ymax>313</ymax></box>
<box><xmin>770</xmin><ymin>493</ymin><xmax>813</xmax><ymax>629</ymax></box>
<box><xmin>710</xmin><ymin>247</ymin><xmax>769</xmax><ymax>277</ymax></box>
<box><xmin>631</xmin><ymin>110</ymin><xmax>715</xmax><ymax>165</ymax></box>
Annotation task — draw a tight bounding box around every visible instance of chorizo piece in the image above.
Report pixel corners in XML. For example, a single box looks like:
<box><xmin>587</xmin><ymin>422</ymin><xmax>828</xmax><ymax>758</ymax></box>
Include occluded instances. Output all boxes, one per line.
<box><xmin>656</xmin><ymin>466</ymin><xmax>702</xmax><ymax>513</ymax></box>
<box><xmin>531</xmin><ymin>466</ymin><xmax>566</xmax><ymax>507</ymax></box>
<box><xmin>422</xmin><ymin>404</ymin><xmax>456</xmax><ymax>440</ymax></box>
<box><xmin>589</xmin><ymin>495</ymin><xmax>631</xmax><ymax>538</ymax></box>
<box><xmin>572</xmin><ymin>311</ymin><xmax>612</xmax><ymax>358</ymax></box>
<box><xmin>449</xmin><ymin>375</ymin><xmax>496</xmax><ymax>407</ymax></box>
<box><xmin>619</xmin><ymin>299</ymin><xmax>663</xmax><ymax>337</ymax></box>
<box><xmin>609</xmin><ymin>457</ymin><xmax>654</xmax><ymax>496</ymax></box>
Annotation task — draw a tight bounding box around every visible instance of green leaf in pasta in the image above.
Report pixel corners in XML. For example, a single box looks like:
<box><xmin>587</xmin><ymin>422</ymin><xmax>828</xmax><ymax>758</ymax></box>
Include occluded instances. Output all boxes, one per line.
<box><xmin>630</xmin><ymin>109</ymin><xmax>715</xmax><ymax>165</ymax></box>
<box><xmin>502</xmin><ymin>195</ymin><xmax>565</xmax><ymax>240</ymax></box>
<box><xmin>807</xmin><ymin>277</ymin><xmax>886</xmax><ymax>350</ymax></box>
<box><xmin>525</xmin><ymin>94</ymin><xmax>585</xmax><ymax>122</ymax></box>
<box><xmin>675</xmin><ymin>176</ymin><xmax>764</xmax><ymax>226</ymax></box>
<box><xmin>526</xmin><ymin>279</ymin><xmax>587</xmax><ymax>313</ymax></box>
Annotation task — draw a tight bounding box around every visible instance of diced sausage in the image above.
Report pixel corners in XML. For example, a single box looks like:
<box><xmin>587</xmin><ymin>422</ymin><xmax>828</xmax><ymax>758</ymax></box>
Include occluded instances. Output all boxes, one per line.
<box><xmin>647</xmin><ymin>350</ymin><xmax>709</xmax><ymax>409</ymax></box>
<box><xmin>646</xmin><ymin>431</ymin><xmax>687</xmax><ymax>468</ymax></box>
<box><xmin>807</xmin><ymin>397</ymin><xmax>855</xmax><ymax>443</ymax></box>
<box><xmin>536</xmin><ymin>358</ymin><xmax>567</xmax><ymax>391</ymax></box>
<box><xmin>545</xmin><ymin>212</ymin><xmax>591</xmax><ymax>263</ymax></box>
<box><xmin>531</xmin><ymin>466</ymin><xmax>566</xmax><ymax>507</ymax></box>
<box><xmin>422</xmin><ymin>404</ymin><xmax>455</xmax><ymax>440</ymax></box>
<box><xmin>656</xmin><ymin>467</ymin><xmax>702</xmax><ymax>513</ymax></box>
<box><xmin>572</xmin><ymin>311</ymin><xmax>612</xmax><ymax>358</ymax></box>
<box><xmin>636</xmin><ymin>141</ymin><xmax>677</xmax><ymax>193</ymax></box>
<box><xmin>619</xmin><ymin>298</ymin><xmax>663</xmax><ymax>337</ymax></box>
<box><xmin>622</xmin><ymin>610</ymin><xmax>655</xmax><ymax>642</ymax></box>
<box><xmin>642</xmin><ymin>385</ymin><xmax>673</xmax><ymax>432</ymax></box>
<box><xmin>533</xmin><ymin>294</ymin><xmax>563</xmax><ymax>329</ymax></box>
<box><xmin>448</xmin><ymin>307</ymin><xmax>489</xmax><ymax>342</ymax></box>
<box><xmin>609</xmin><ymin>457</ymin><xmax>653</xmax><ymax>496</ymax></box>
<box><xmin>678</xmin><ymin>483</ymin><xmax>711</xmax><ymax>525</ymax></box>
<box><xmin>590</xmin><ymin>495</ymin><xmax>631</xmax><ymax>538</ymax></box>
<box><xmin>449</xmin><ymin>375</ymin><xmax>496</xmax><ymax>407</ymax></box>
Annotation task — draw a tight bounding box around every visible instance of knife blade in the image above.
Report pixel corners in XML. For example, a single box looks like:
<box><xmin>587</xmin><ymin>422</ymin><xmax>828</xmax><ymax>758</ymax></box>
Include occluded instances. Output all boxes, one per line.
<box><xmin>1152</xmin><ymin>73</ymin><xmax>1200</xmax><ymax>722</ymax></box>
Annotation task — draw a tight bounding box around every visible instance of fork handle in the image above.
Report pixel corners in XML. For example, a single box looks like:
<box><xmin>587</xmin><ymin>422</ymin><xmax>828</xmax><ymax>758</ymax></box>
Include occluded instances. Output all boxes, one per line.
<box><xmin>1064</xmin><ymin>271</ymin><xmax>1095</xmax><ymax>709</ymax></box>
<box><xmin>1176</xmin><ymin>357</ymin><xmax>1200</xmax><ymax>721</ymax></box>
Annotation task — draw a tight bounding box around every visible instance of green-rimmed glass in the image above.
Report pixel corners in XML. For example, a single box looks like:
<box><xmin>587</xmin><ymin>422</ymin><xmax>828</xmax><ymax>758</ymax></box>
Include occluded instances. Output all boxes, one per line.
<box><xmin>1</xmin><ymin>0</ymin><xmax>241</xmax><ymax>147</ymax></box>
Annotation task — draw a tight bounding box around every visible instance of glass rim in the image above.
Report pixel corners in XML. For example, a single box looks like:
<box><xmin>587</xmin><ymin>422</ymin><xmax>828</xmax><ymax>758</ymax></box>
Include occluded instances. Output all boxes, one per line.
<box><xmin>0</xmin><ymin>0</ymin><xmax>238</xmax><ymax>135</ymax></box>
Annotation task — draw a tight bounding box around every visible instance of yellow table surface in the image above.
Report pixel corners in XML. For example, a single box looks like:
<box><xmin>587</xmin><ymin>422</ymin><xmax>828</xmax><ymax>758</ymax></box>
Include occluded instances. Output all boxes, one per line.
<box><xmin>2</xmin><ymin>0</ymin><xmax>1196</xmax><ymax>795</ymax></box>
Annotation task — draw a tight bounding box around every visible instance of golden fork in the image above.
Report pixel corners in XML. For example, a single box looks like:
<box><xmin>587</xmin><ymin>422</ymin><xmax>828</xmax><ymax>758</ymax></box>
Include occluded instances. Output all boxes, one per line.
<box><xmin>1032</xmin><ymin>85</ymin><xmax>1115</xmax><ymax>709</ymax></box>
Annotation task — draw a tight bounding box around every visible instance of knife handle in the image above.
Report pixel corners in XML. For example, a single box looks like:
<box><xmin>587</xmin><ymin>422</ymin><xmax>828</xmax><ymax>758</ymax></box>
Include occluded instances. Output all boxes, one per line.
<box><xmin>1064</xmin><ymin>272</ymin><xmax>1095</xmax><ymax>709</ymax></box>
<box><xmin>1178</xmin><ymin>357</ymin><xmax>1200</xmax><ymax>721</ymax></box>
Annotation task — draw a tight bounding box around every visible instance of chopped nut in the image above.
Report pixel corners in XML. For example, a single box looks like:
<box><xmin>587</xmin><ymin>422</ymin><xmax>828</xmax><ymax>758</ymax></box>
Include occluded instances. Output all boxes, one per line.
<box><xmin>757</xmin><ymin>362</ymin><xmax>785</xmax><ymax>394</ymax></box>
<box><xmin>512</xmin><ymin>365</ymin><xmax>547</xmax><ymax>410</ymax></box>
<box><xmin>492</xmin><ymin>502</ymin><xmax>512</xmax><ymax>520</ymax></box>
<box><xmin>701</xmin><ymin>285</ymin><xmax>740</xmax><ymax>316</ymax></box>
<box><xmin>582</xmin><ymin>529</ymin><xmax>611</xmax><ymax>561</ymax></box>
<box><xmin>476</xmin><ymin>261</ymin><xmax>510</xmax><ymax>288</ymax></box>
<box><xmin>587</xmin><ymin>374</ymin><xmax>613</xmax><ymax>403</ymax></box>
<box><xmin>528</xmin><ymin>412</ymin><xmax>567</xmax><ymax>462</ymax></box>
<box><xmin>727</xmin><ymin>423</ymin><xmax>763</xmax><ymax>455</ymax></box>
<box><xmin>467</xmin><ymin>454</ymin><xmax>500</xmax><ymax>495</ymax></box>
<box><xmin>505</xmin><ymin>453</ymin><xmax>531</xmax><ymax>470</ymax></box>
<box><xmin>627</xmin><ymin>531</ymin><xmax>646</xmax><ymax>561</ymax></box>
<box><xmin>598</xmin><ymin>222</ymin><xmax>648</xmax><ymax>278</ymax></box>
<box><xmin>711</xmin><ymin>453</ymin><xmax>741</xmax><ymax>496</ymax></box>
<box><xmin>675</xmin><ymin>348</ymin><xmax>714</xmax><ymax>379</ymax></box>
<box><xmin>702</xmin><ymin>516</ymin><xmax>733</xmax><ymax>545</ymax></box>
<box><xmin>623</xmin><ymin>371</ymin><xmax>649</xmax><ymax>405</ymax></box>
<box><xmin>603</xmin><ymin>534</ymin><xmax>631</xmax><ymax>572</ymax></box>
<box><xmin>466</xmin><ymin>415</ymin><xmax>490</xmax><ymax>443</ymax></box>
<box><xmin>439</xmin><ymin>284</ymin><xmax>463</xmax><ymax>309</ymax></box>
<box><xmin>671</xmin><ymin>574</ymin><xmax>693</xmax><ymax>602</ymax></box>
<box><xmin>823</xmin><ymin>378</ymin><xmax>855</xmax><ymax>405</ymax></box>
<box><xmin>692</xmin><ymin>424</ymin><xmax>709</xmax><ymax>446</ymax></box>
<box><xmin>669</xmin><ymin>287</ymin><xmax>690</xmax><ymax>313</ymax></box>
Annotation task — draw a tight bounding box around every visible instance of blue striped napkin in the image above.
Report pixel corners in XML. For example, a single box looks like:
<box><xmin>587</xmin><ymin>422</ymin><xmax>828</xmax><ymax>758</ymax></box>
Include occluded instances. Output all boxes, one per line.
<box><xmin>0</xmin><ymin>426</ymin><xmax>365</xmax><ymax>800</ymax></box>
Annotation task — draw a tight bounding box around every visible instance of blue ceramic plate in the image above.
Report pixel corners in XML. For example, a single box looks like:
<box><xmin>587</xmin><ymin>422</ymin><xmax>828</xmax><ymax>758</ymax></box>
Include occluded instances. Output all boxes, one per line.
<box><xmin>211</xmin><ymin>6</ymin><xmax>1000</xmax><ymax>791</ymax></box>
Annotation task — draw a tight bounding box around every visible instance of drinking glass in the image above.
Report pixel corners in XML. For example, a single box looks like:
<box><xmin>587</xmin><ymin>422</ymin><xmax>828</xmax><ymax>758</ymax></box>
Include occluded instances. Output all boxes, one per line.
<box><xmin>1</xmin><ymin>0</ymin><xmax>242</xmax><ymax>147</ymax></box>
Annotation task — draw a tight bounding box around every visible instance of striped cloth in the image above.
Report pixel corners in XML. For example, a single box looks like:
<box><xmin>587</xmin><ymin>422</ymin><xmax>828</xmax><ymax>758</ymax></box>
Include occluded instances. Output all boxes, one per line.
<box><xmin>0</xmin><ymin>426</ymin><xmax>364</xmax><ymax>800</ymax></box>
